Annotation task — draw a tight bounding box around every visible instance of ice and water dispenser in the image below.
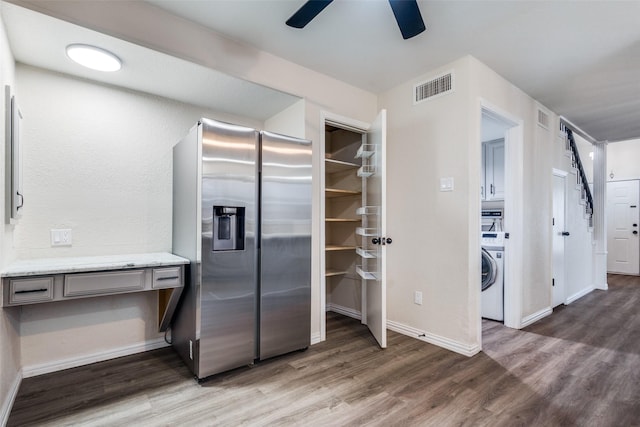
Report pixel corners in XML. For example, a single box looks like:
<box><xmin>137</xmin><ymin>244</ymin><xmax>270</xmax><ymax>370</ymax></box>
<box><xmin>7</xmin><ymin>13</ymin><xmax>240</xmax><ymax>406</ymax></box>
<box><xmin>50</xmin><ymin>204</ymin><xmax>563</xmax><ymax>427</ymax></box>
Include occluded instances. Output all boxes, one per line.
<box><xmin>212</xmin><ymin>206</ymin><xmax>245</xmax><ymax>251</ymax></box>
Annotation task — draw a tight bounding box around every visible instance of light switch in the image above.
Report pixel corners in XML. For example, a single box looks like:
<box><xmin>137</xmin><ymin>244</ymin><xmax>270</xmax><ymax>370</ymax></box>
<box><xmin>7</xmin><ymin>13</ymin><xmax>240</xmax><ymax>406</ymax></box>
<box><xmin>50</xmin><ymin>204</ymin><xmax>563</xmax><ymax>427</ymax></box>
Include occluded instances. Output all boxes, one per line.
<box><xmin>51</xmin><ymin>229</ymin><xmax>72</xmax><ymax>246</ymax></box>
<box><xmin>440</xmin><ymin>177</ymin><xmax>454</xmax><ymax>192</ymax></box>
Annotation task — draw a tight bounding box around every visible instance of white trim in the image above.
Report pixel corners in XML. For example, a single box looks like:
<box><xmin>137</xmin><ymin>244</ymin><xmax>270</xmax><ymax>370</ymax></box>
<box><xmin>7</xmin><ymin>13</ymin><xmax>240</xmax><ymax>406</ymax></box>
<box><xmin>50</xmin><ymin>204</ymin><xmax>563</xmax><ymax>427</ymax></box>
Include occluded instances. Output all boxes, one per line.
<box><xmin>0</xmin><ymin>369</ymin><xmax>22</xmax><ymax>427</ymax></box>
<box><xmin>387</xmin><ymin>320</ymin><xmax>481</xmax><ymax>357</ymax></box>
<box><xmin>566</xmin><ymin>286</ymin><xmax>595</xmax><ymax>305</ymax></box>
<box><xmin>22</xmin><ymin>338</ymin><xmax>168</xmax><ymax>378</ymax></box>
<box><xmin>326</xmin><ymin>303</ymin><xmax>362</xmax><ymax>320</ymax></box>
<box><xmin>310</xmin><ymin>331</ymin><xmax>322</xmax><ymax>345</ymax></box>
<box><xmin>521</xmin><ymin>307</ymin><xmax>552</xmax><ymax>328</ymax></box>
<box><xmin>553</xmin><ymin>168</ymin><xmax>568</xmax><ymax>177</ymax></box>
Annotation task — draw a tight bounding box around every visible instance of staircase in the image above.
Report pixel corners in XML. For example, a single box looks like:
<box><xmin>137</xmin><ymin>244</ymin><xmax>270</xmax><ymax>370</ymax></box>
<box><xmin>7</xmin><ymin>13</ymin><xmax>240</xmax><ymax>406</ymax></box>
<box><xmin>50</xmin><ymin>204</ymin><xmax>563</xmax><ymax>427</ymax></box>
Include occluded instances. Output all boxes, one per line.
<box><xmin>562</xmin><ymin>125</ymin><xmax>594</xmax><ymax>228</ymax></box>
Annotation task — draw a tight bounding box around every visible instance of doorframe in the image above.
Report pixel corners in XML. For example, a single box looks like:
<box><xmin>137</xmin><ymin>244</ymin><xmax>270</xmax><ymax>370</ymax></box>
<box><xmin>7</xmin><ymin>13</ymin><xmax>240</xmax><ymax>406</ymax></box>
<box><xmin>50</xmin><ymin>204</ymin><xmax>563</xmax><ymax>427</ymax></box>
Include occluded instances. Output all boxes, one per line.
<box><xmin>479</xmin><ymin>100</ymin><xmax>524</xmax><ymax>331</ymax></box>
<box><xmin>552</xmin><ymin>169</ymin><xmax>568</xmax><ymax>307</ymax></box>
<box><xmin>319</xmin><ymin>110</ymin><xmax>370</xmax><ymax>343</ymax></box>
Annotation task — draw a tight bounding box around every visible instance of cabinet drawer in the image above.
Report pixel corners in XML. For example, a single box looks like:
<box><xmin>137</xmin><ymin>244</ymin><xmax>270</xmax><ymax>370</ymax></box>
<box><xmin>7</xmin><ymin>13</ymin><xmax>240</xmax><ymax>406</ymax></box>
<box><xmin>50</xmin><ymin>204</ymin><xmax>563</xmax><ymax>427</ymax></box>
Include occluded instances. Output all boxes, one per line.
<box><xmin>9</xmin><ymin>277</ymin><xmax>54</xmax><ymax>305</ymax></box>
<box><xmin>64</xmin><ymin>270</ymin><xmax>145</xmax><ymax>297</ymax></box>
<box><xmin>152</xmin><ymin>267</ymin><xmax>182</xmax><ymax>289</ymax></box>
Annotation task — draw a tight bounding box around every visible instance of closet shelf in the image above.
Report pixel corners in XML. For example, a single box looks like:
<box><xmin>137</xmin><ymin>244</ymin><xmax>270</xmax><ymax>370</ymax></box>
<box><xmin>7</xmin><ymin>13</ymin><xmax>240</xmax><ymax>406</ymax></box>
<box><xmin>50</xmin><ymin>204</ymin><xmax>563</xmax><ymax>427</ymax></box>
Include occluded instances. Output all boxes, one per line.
<box><xmin>325</xmin><ymin>269</ymin><xmax>348</xmax><ymax>277</ymax></box>
<box><xmin>356</xmin><ymin>266</ymin><xmax>378</xmax><ymax>280</ymax></box>
<box><xmin>325</xmin><ymin>245</ymin><xmax>357</xmax><ymax>252</ymax></box>
<box><xmin>325</xmin><ymin>218</ymin><xmax>360</xmax><ymax>223</ymax></box>
<box><xmin>325</xmin><ymin>188</ymin><xmax>361</xmax><ymax>198</ymax></box>
<box><xmin>356</xmin><ymin>247</ymin><xmax>377</xmax><ymax>259</ymax></box>
<box><xmin>325</xmin><ymin>158</ymin><xmax>359</xmax><ymax>173</ymax></box>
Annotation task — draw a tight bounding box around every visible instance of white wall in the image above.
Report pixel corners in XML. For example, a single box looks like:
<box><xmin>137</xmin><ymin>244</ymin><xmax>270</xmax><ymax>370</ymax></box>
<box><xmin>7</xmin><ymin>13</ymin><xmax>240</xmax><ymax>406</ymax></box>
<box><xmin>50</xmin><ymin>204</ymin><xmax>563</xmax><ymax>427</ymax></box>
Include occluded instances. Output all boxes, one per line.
<box><xmin>608</xmin><ymin>138</ymin><xmax>640</xmax><ymax>181</ymax></box>
<box><xmin>469</xmin><ymin>58</ymin><xmax>555</xmax><ymax>323</ymax></box>
<box><xmin>381</xmin><ymin>57</ymin><xmax>479</xmax><ymax>353</ymax></box>
<box><xmin>553</xmin><ymin>127</ymin><xmax>596</xmax><ymax>302</ymax></box>
<box><xmin>264</xmin><ymin>98</ymin><xmax>305</xmax><ymax>139</ymax></box>
<box><xmin>0</xmin><ymin>8</ymin><xmax>21</xmax><ymax>425</ymax></box>
<box><xmin>379</xmin><ymin>55</ymin><xmax>560</xmax><ymax>353</ymax></box>
<box><xmin>13</xmin><ymin>64</ymin><xmax>266</xmax><ymax>371</ymax></box>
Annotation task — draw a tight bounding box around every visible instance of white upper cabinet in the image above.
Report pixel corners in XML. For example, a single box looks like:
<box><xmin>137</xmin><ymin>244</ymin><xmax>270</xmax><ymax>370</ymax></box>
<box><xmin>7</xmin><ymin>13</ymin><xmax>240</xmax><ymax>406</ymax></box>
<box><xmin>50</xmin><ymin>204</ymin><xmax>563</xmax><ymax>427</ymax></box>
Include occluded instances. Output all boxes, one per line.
<box><xmin>482</xmin><ymin>139</ymin><xmax>505</xmax><ymax>201</ymax></box>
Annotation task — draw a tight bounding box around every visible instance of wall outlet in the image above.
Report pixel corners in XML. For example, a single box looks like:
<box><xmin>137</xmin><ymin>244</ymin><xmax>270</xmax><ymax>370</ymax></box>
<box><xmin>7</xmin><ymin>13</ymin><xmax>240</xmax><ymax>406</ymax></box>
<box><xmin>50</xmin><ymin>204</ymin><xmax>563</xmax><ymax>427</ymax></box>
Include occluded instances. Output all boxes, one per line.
<box><xmin>414</xmin><ymin>291</ymin><xmax>423</xmax><ymax>305</ymax></box>
<box><xmin>51</xmin><ymin>229</ymin><xmax>72</xmax><ymax>246</ymax></box>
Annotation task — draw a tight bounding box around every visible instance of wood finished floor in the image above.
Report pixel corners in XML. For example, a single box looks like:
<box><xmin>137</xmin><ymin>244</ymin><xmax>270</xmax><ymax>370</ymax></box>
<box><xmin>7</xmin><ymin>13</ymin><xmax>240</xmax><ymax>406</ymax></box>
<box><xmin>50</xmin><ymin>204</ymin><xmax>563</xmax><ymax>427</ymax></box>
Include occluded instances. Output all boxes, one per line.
<box><xmin>8</xmin><ymin>274</ymin><xmax>640</xmax><ymax>426</ymax></box>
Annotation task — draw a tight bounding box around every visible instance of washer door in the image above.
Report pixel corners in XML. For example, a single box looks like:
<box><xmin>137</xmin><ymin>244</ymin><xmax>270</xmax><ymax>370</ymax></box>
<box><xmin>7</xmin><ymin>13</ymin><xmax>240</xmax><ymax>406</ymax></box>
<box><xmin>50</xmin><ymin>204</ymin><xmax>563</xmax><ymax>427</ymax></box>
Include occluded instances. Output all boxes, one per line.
<box><xmin>481</xmin><ymin>248</ymin><xmax>497</xmax><ymax>291</ymax></box>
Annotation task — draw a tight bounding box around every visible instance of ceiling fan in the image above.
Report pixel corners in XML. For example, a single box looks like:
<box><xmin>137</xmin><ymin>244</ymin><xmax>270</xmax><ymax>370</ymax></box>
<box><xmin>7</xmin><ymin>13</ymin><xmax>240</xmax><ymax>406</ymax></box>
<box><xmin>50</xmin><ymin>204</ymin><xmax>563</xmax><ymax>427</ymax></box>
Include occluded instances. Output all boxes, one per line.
<box><xmin>286</xmin><ymin>0</ymin><xmax>426</xmax><ymax>40</ymax></box>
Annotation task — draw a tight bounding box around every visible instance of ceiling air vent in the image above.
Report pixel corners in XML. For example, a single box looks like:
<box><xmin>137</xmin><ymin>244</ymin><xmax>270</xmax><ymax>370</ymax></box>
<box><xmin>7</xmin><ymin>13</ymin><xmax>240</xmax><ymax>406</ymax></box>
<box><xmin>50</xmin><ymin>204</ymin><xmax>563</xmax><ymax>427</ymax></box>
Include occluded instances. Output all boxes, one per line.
<box><xmin>537</xmin><ymin>108</ymin><xmax>550</xmax><ymax>129</ymax></box>
<box><xmin>414</xmin><ymin>71</ymin><xmax>454</xmax><ymax>104</ymax></box>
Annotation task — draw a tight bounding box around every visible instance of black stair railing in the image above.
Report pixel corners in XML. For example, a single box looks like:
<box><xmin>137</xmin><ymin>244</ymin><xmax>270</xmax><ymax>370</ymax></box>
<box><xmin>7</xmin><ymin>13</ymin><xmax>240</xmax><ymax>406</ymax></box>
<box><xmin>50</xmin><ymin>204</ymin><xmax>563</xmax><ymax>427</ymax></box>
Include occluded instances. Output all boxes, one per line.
<box><xmin>564</xmin><ymin>127</ymin><xmax>594</xmax><ymax>227</ymax></box>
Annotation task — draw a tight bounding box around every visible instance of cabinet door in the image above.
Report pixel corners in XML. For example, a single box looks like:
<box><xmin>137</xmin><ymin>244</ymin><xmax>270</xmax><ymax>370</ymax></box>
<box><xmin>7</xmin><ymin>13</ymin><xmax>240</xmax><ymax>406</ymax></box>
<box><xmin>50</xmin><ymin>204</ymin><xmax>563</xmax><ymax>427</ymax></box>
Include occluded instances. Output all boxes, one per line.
<box><xmin>481</xmin><ymin>143</ymin><xmax>486</xmax><ymax>200</ymax></box>
<box><xmin>486</xmin><ymin>139</ymin><xmax>505</xmax><ymax>200</ymax></box>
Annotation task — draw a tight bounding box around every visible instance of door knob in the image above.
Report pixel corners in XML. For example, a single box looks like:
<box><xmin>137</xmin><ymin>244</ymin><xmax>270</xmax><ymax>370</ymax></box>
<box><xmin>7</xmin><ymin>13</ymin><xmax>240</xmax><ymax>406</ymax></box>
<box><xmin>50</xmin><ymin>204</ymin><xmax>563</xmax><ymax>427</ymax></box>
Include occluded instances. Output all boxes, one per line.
<box><xmin>386</xmin><ymin>237</ymin><xmax>393</xmax><ymax>244</ymax></box>
<box><xmin>634</xmin><ymin>231</ymin><xmax>638</xmax><ymax>235</ymax></box>
<box><xmin>561</xmin><ymin>231</ymin><xmax>570</xmax><ymax>236</ymax></box>
<box><xmin>372</xmin><ymin>238</ymin><xmax>380</xmax><ymax>245</ymax></box>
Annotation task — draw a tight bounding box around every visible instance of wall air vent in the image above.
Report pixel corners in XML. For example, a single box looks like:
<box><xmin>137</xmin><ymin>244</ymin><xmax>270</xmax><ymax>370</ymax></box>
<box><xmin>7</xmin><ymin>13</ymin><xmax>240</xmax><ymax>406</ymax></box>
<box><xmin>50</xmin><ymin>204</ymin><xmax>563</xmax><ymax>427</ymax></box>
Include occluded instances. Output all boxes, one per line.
<box><xmin>537</xmin><ymin>108</ymin><xmax>550</xmax><ymax>130</ymax></box>
<box><xmin>413</xmin><ymin>71</ymin><xmax>454</xmax><ymax>104</ymax></box>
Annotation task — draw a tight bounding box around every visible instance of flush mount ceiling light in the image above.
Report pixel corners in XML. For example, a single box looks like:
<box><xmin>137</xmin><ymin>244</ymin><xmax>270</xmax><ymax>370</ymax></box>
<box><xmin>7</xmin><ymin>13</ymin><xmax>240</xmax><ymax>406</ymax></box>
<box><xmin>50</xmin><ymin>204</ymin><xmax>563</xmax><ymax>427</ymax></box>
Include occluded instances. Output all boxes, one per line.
<box><xmin>66</xmin><ymin>44</ymin><xmax>121</xmax><ymax>72</ymax></box>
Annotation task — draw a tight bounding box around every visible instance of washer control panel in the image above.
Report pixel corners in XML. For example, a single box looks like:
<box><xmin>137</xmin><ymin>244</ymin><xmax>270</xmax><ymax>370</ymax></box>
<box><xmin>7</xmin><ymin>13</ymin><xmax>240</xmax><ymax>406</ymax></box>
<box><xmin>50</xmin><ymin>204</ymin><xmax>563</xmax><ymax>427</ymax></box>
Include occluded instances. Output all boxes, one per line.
<box><xmin>481</xmin><ymin>231</ymin><xmax>506</xmax><ymax>248</ymax></box>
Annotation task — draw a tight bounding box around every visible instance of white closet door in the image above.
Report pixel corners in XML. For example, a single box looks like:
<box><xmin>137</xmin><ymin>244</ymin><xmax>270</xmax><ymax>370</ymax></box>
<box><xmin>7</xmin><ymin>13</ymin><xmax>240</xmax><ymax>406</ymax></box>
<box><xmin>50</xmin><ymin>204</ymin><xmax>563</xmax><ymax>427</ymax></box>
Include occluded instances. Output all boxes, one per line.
<box><xmin>607</xmin><ymin>180</ymin><xmax>640</xmax><ymax>275</ymax></box>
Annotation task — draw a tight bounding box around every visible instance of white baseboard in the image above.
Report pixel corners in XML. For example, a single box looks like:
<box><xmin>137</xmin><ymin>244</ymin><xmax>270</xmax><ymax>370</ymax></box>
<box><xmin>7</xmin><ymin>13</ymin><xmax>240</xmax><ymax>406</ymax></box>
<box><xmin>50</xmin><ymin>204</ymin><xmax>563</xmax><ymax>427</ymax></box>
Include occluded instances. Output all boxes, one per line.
<box><xmin>1</xmin><ymin>369</ymin><xmax>22</xmax><ymax>427</ymax></box>
<box><xmin>521</xmin><ymin>307</ymin><xmax>552</xmax><ymax>328</ymax></box>
<box><xmin>387</xmin><ymin>320</ymin><xmax>481</xmax><ymax>357</ymax></box>
<box><xmin>310</xmin><ymin>331</ymin><xmax>322</xmax><ymax>345</ymax></box>
<box><xmin>327</xmin><ymin>305</ymin><xmax>480</xmax><ymax>357</ymax></box>
<box><xmin>22</xmin><ymin>338</ymin><xmax>169</xmax><ymax>379</ymax></box>
<box><xmin>566</xmin><ymin>286</ymin><xmax>595</xmax><ymax>305</ymax></box>
<box><xmin>327</xmin><ymin>303</ymin><xmax>362</xmax><ymax>320</ymax></box>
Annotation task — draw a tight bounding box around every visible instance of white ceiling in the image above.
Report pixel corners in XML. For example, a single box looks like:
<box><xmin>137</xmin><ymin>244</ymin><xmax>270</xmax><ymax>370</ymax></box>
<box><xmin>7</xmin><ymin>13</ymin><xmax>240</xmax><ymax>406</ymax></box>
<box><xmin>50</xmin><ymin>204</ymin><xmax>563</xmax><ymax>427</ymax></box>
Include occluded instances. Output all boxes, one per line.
<box><xmin>3</xmin><ymin>1</ymin><xmax>640</xmax><ymax>142</ymax></box>
<box><xmin>1</xmin><ymin>2</ymin><xmax>300</xmax><ymax>122</ymax></box>
<box><xmin>146</xmin><ymin>0</ymin><xmax>640</xmax><ymax>142</ymax></box>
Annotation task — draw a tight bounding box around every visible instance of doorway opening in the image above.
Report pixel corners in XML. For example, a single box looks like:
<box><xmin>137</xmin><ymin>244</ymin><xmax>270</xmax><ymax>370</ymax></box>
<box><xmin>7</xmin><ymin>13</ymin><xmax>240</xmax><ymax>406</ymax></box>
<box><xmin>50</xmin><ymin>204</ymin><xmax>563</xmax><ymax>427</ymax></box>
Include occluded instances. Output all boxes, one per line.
<box><xmin>319</xmin><ymin>111</ymin><xmax>388</xmax><ymax>348</ymax></box>
<box><xmin>479</xmin><ymin>103</ymin><xmax>524</xmax><ymax>336</ymax></box>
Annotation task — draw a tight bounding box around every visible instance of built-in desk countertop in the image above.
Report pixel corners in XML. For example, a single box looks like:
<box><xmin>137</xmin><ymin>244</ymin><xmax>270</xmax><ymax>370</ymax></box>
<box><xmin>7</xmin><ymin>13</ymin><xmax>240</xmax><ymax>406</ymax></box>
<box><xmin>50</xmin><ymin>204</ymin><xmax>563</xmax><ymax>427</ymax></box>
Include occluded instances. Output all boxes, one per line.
<box><xmin>1</xmin><ymin>252</ymin><xmax>190</xmax><ymax>332</ymax></box>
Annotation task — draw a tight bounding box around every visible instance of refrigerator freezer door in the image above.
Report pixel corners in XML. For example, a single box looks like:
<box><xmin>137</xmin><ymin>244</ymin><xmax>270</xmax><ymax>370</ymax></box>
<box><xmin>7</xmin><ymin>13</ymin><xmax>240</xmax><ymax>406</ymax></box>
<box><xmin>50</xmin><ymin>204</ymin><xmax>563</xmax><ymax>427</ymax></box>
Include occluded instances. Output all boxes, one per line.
<box><xmin>199</xmin><ymin>118</ymin><xmax>259</xmax><ymax>378</ymax></box>
<box><xmin>259</xmin><ymin>131</ymin><xmax>312</xmax><ymax>360</ymax></box>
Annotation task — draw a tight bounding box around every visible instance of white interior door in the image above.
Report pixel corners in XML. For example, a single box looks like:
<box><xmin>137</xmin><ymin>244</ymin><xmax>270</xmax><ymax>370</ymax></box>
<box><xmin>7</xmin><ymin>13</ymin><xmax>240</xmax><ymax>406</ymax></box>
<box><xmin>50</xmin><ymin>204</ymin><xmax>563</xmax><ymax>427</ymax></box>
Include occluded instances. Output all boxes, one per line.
<box><xmin>552</xmin><ymin>173</ymin><xmax>567</xmax><ymax>307</ymax></box>
<box><xmin>607</xmin><ymin>180</ymin><xmax>640</xmax><ymax>275</ymax></box>
<box><xmin>364</xmin><ymin>110</ymin><xmax>387</xmax><ymax>348</ymax></box>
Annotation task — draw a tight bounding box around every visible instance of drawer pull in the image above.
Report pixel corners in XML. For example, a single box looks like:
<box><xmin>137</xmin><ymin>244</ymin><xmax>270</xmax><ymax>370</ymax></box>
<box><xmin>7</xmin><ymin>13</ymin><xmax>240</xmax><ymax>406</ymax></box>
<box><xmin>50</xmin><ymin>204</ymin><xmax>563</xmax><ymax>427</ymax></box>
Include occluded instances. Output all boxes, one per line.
<box><xmin>156</xmin><ymin>276</ymin><xmax>180</xmax><ymax>281</ymax></box>
<box><xmin>15</xmin><ymin>288</ymin><xmax>49</xmax><ymax>294</ymax></box>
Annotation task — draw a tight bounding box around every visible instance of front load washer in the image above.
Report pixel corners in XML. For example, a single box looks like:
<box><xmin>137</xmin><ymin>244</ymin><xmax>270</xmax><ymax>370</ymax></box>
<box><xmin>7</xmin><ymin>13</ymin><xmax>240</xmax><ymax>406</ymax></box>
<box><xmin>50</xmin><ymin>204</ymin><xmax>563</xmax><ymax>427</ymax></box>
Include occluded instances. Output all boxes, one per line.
<box><xmin>481</xmin><ymin>232</ymin><xmax>505</xmax><ymax>321</ymax></box>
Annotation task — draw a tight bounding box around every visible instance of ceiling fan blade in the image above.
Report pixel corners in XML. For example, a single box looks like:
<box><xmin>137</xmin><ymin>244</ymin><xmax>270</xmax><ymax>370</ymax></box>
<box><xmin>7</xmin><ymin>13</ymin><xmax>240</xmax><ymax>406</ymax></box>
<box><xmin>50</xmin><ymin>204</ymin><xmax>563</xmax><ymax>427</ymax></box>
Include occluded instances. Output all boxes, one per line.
<box><xmin>388</xmin><ymin>0</ymin><xmax>426</xmax><ymax>40</ymax></box>
<box><xmin>286</xmin><ymin>0</ymin><xmax>334</xmax><ymax>29</ymax></box>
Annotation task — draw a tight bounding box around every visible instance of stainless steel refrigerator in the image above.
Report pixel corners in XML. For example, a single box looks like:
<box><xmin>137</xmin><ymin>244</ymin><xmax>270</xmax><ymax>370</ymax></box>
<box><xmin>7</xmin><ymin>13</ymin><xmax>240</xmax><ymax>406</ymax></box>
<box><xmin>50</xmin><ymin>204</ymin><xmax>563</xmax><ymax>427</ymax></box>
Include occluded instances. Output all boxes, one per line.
<box><xmin>171</xmin><ymin>118</ymin><xmax>312</xmax><ymax>379</ymax></box>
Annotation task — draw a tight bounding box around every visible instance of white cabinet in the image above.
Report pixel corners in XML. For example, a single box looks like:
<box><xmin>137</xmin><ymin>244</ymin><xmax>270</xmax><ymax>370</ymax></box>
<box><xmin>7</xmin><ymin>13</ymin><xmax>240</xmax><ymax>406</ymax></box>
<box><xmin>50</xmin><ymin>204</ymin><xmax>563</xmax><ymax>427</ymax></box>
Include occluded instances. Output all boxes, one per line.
<box><xmin>482</xmin><ymin>139</ymin><xmax>505</xmax><ymax>201</ymax></box>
